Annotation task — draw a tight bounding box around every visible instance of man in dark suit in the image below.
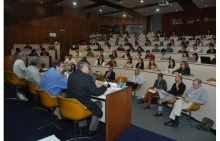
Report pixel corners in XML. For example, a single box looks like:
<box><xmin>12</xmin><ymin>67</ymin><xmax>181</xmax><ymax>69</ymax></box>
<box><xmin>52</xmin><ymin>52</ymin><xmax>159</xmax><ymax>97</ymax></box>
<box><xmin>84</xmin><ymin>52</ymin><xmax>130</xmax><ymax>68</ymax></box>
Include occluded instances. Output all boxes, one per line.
<box><xmin>66</xmin><ymin>60</ymin><xmax>107</xmax><ymax>136</ymax></box>
<box><xmin>103</xmin><ymin>65</ymin><xmax>115</xmax><ymax>82</ymax></box>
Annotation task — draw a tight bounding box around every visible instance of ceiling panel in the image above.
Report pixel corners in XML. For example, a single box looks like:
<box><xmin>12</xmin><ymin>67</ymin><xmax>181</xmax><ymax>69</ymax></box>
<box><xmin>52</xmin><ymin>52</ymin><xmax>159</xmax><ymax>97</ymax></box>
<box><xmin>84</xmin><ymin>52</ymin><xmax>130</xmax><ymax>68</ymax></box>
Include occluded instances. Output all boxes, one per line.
<box><xmin>105</xmin><ymin>11</ymin><xmax>133</xmax><ymax>19</ymax></box>
<box><xmin>57</xmin><ymin>0</ymin><xmax>96</xmax><ymax>9</ymax></box>
<box><xmin>86</xmin><ymin>5</ymin><xmax>118</xmax><ymax>14</ymax></box>
<box><xmin>192</xmin><ymin>0</ymin><xmax>216</xmax><ymax>9</ymax></box>
<box><xmin>134</xmin><ymin>2</ymin><xmax>184</xmax><ymax>16</ymax></box>
<box><xmin>17</xmin><ymin>0</ymin><xmax>51</xmax><ymax>3</ymax></box>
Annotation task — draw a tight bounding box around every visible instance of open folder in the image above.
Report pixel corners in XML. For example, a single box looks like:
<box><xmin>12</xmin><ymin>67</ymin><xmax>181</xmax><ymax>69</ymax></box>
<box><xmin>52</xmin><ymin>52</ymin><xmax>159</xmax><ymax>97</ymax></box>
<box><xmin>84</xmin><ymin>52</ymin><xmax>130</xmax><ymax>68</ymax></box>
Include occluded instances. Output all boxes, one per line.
<box><xmin>148</xmin><ymin>89</ymin><xmax>157</xmax><ymax>93</ymax></box>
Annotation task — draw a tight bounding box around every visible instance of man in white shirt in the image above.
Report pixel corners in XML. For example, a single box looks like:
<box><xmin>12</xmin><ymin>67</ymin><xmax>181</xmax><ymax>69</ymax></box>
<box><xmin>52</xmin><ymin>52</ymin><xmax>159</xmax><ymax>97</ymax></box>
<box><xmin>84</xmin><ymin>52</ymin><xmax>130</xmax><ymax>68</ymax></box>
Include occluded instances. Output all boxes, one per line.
<box><xmin>94</xmin><ymin>55</ymin><xmax>105</xmax><ymax>66</ymax></box>
<box><xmin>126</xmin><ymin>69</ymin><xmax>144</xmax><ymax>89</ymax></box>
<box><xmin>74</xmin><ymin>49</ymin><xmax>82</xmax><ymax>57</ymax></box>
<box><xmin>189</xmin><ymin>44</ymin><xmax>201</xmax><ymax>53</ymax></box>
<box><xmin>13</xmin><ymin>52</ymin><xmax>28</xmax><ymax>101</ymax></box>
<box><xmin>25</xmin><ymin>57</ymin><xmax>42</xmax><ymax>86</ymax></box>
<box><xmin>64</xmin><ymin>54</ymin><xmax>76</xmax><ymax>65</ymax></box>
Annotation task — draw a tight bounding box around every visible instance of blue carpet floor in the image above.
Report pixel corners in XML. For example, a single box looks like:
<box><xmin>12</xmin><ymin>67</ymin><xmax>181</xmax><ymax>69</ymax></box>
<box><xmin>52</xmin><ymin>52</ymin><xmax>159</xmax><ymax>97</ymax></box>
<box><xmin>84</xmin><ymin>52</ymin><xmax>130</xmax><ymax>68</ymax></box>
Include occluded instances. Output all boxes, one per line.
<box><xmin>4</xmin><ymin>85</ymin><xmax>175</xmax><ymax>141</ymax></box>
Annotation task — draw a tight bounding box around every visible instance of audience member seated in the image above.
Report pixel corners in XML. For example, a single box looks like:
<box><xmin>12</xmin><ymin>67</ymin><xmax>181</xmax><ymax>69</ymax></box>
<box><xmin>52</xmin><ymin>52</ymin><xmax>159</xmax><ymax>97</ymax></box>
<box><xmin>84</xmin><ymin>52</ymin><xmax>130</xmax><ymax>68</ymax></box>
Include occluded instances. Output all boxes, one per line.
<box><xmin>40</xmin><ymin>48</ymin><xmax>49</xmax><ymax>56</ymax></box>
<box><xmin>211</xmin><ymin>53</ymin><xmax>216</xmax><ymax>64</ymax></box>
<box><xmin>192</xmin><ymin>53</ymin><xmax>199</xmax><ymax>62</ymax></box>
<box><xmin>13</xmin><ymin>53</ymin><xmax>28</xmax><ymax>101</ymax></box>
<box><xmin>188</xmin><ymin>36</ymin><xmax>195</xmax><ymax>40</ymax></box>
<box><xmin>200</xmin><ymin>35</ymin><xmax>207</xmax><ymax>40</ymax></box>
<box><xmin>41</xmin><ymin>60</ymin><xmax>68</xmax><ymax>120</ymax></box>
<box><xmin>86</xmin><ymin>49</ymin><xmax>95</xmax><ymax>57</ymax></box>
<box><xmin>74</xmin><ymin>48</ymin><xmax>82</xmax><ymax>57</ymax></box>
<box><xmin>173</xmin><ymin>61</ymin><xmax>190</xmax><ymax>75</ymax></box>
<box><xmin>136</xmin><ymin>46</ymin><xmax>145</xmax><ymax>52</ymax></box>
<box><xmin>195</xmin><ymin>38</ymin><xmax>203</xmax><ymax>46</ymax></box>
<box><xmin>135</xmin><ymin>58</ymin><xmax>144</xmax><ymax>70</ymax></box>
<box><xmin>167</xmin><ymin>59</ymin><xmax>176</xmax><ymax>72</ymax></box>
<box><xmin>84</xmin><ymin>45</ymin><xmax>91</xmax><ymax>51</ymax></box>
<box><xmin>206</xmin><ymin>44</ymin><xmax>216</xmax><ymax>54</ymax></box>
<box><xmin>14</xmin><ymin>48</ymin><xmax>20</xmax><ymax>56</ymax></box>
<box><xmin>178</xmin><ymin>44</ymin><xmax>187</xmax><ymax>53</ymax></box>
<box><xmin>116</xmin><ymin>44</ymin><xmax>125</xmax><ymax>51</ymax></box>
<box><xmin>170</xmin><ymin>32</ymin><xmax>177</xmax><ymax>37</ymax></box>
<box><xmin>160</xmin><ymin>49</ymin><xmax>170</xmax><ymax>60</ymax></box>
<box><xmin>166</xmin><ymin>43</ymin><xmax>173</xmax><ymax>53</ymax></box>
<box><xmin>96</xmin><ymin>49</ymin><xmax>106</xmax><ymax>57</ymax></box>
<box><xmin>154</xmin><ymin>74</ymin><xmax>186</xmax><ymax>117</ymax></box>
<box><xmin>25</xmin><ymin>57</ymin><xmax>42</xmax><ymax>86</ymax></box>
<box><xmin>170</xmin><ymin>39</ymin><xmax>175</xmax><ymax>46</ymax></box>
<box><xmin>109</xmin><ymin>50</ymin><xmax>117</xmax><ymax>58</ymax></box>
<box><xmin>103</xmin><ymin>65</ymin><xmax>115</xmax><ymax>82</ymax></box>
<box><xmin>145</xmin><ymin>59</ymin><xmax>157</xmax><ymax>71</ymax></box>
<box><xmin>128</xmin><ymin>44</ymin><xmax>135</xmax><ymax>52</ymax></box>
<box><xmin>189</xmin><ymin>44</ymin><xmax>201</xmax><ymax>53</ymax></box>
<box><xmin>124</xmin><ymin>57</ymin><xmax>133</xmax><ymax>68</ymax></box>
<box><xmin>206</xmin><ymin>38</ymin><xmax>216</xmax><ymax>46</ymax></box>
<box><xmin>48</xmin><ymin>43</ymin><xmax>55</xmax><ymax>50</ymax></box>
<box><xmin>120</xmin><ymin>50</ymin><xmax>131</xmax><ymax>59</ymax></box>
<box><xmin>94</xmin><ymin>45</ymin><xmax>102</xmax><ymax>51</ymax></box>
<box><xmin>124</xmin><ymin>40</ymin><xmax>132</xmax><ymax>46</ymax></box>
<box><xmin>145</xmin><ymin>50</ymin><xmax>155</xmax><ymax>59</ymax></box>
<box><xmin>126</xmin><ymin>69</ymin><xmax>144</xmax><ymax>89</ymax></box>
<box><xmin>152</xmin><ymin>36</ymin><xmax>159</xmax><ymax>41</ymax></box>
<box><xmin>164</xmin><ymin>78</ymin><xmax>207</xmax><ymax>127</ymax></box>
<box><xmin>69</xmin><ymin>63</ymin><xmax>76</xmax><ymax>72</ymax></box>
<box><xmin>144</xmin><ymin>39</ymin><xmax>152</xmax><ymax>46</ymax></box>
<box><xmin>136</xmin><ymin>51</ymin><xmax>144</xmax><ymax>59</ymax></box>
<box><xmin>134</xmin><ymin>38</ymin><xmax>139</xmax><ymax>46</ymax></box>
<box><xmin>66</xmin><ymin>60</ymin><xmax>107</xmax><ymax>136</ymax></box>
<box><xmin>138</xmin><ymin>73</ymin><xmax>167</xmax><ymax>109</ymax></box>
<box><xmin>105</xmin><ymin>45</ymin><xmax>113</xmax><ymax>52</ymax></box>
<box><xmin>71</xmin><ymin>44</ymin><xmax>79</xmax><ymax>50</ymax></box>
<box><xmin>177</xmin><ymin>36</ymin><xmax>182</xmax><ymax>41</ymax></box>
<box><xmin>114</xmin><ymin>37</ymin><xmax>119</xmax><ymax>46</ymax></box>
<box><xmin>81</xmin><ymin>57</ymin><xmax>87</xmax><ymax>61</ymax></box>
<box><xmin>103</xmin><ymin>40</ymin><xmax>111</xmax><ymax>46</ymax></box>
<box><xmin>29</xmin><ymin>49</ymin><xmax>39</xmax><ymax>56</ymax></box>
<box><xmin>151</xmin><ymin>44</ymin><xmax>160</xmax><ymax>52</ymax></box>
<box><xmin>106</xmin><ymin>57</ymin><xmax>117</xmax><ymax>67</ymax></box>
<box><xmin>180</xmin><ymin>51</ymin><xmax>189</xmax><ymax>62</ymax></box>
<box><xmin>164</xmin><ymin>36</ymin><xmax>170</xmax><ymax>41</ymax></box>
<box><xmin>94</xmin><ymin>55</ymin><xmax>105</xmax><ymax>66</ymax></box>
<box><xmin>24</xmin><ymin>42</ymin><xmax>32</xmax><ymax>49</ymax></box>
<box><xmin>64</xmin><ymin>54</ymin><xmax>76</xmax><ymax>65</ymax></box>
<box><xmin>92</xmin><ymin>39</ymin><xmax>99</xmax><ymax>46</ymax></box>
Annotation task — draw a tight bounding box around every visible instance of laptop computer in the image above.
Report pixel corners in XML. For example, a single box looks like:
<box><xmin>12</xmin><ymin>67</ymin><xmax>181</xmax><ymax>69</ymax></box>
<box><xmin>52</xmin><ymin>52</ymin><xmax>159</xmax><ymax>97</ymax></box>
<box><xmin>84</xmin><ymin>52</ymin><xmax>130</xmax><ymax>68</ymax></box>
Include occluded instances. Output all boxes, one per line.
<box><xmin>186</xmin><ymin>57</ymin><xmax>195</xmax><ymax>62</ymax></box>
<box><xmin>200</xmin><ymin>56</ymin><xmax>211</xmax><ymax>64</ymax></box>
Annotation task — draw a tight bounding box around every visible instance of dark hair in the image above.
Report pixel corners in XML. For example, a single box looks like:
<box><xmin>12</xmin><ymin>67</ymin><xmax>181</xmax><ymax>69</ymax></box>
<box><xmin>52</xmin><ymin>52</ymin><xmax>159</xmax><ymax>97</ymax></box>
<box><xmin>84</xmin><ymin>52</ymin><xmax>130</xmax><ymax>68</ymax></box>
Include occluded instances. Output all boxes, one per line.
<box><xmin>16</xmin><ymin>48</ymin><xmax>20</xmax><ymax>52</ymax></box>
<box><xmin>182</xmin><ymin>51</ymin><xmax>189</xmax><ymax>57</ymax></box>
<box><xmin>158</xmin><ymin>73</ymin><xmax>163</xmax><ymax>78</ymax></box>
<box><xmin>161</xmin><ymin>49</ymin><xmax>166</xmax><ymax>53</ymax></box>
<box><xmin>127</xmin><ymin>57</ymin><xmax>132</xmax><ymax>64</ymax></box>
<box><xmin>68</xmin><ymin>54</ymin><xmax>72</xmax><ymax>57</ymax></box>
<box><xmin>51</xmin><ymin>60</ymin><xmax>62</xmax><ymax>68</ymax></box>
<box><xmin>126</xmin><ymin>50</ymin><xmax>131</xmax><ymax>57</ymax></box>
<box><xmin>181</xmin><ymin>61</ymin><xmax>189</xmax><ymax>69</ymax></box>
<box><xmin>112</xmin><ymin>50</ymin><xmax>117</xmax><ymax>58</ymax></box>
<box><xmin>182</xmin><ymin>44</ymin><xmax>187</xmax><ymax>49</ymax></box>
<box><xmin>193</xmin><ymin>53</ymin><xmax>199</xmax><ymax>61</ymax></box>
<box><xmin>209</xmin><ymin>43</ymin><xmax>214</xmax><ymax>47</ymax></box>
<box><xmin>148</xmin><ymin>59</ymin><xmax>156</xmax><ymax>69</ymax></box>
<box><xmin>70</xmin><ymin>63</ymin><xmax>76</xmax><ymax>72</ymax></box>
<box><xmin>154</xmin><ymin>44</ymin><xmax>158</xmax><ymax>47</ymax></box>
<box><xmin>168</xmin><ymin>59</ymin><xmax>175</xmax><ymax>69</ymax></box>
<box><xmin>138</xmin><ymin>58</ymin><xmax>144</xmax><ymax>69</ymax></box>
<box><xmin>81</xmin><ymin>57</ymin><xmax>87</xmax><ymax>61</ymax></box>
<box><xmin>146</xmin><ymin>50</ymin><xmax>150</xmax><ymax>53</ymax></box>
<box><xmin>87</xmin><ymin>48</ymin><xmax>91</xmax><ymax>52</ymax></box>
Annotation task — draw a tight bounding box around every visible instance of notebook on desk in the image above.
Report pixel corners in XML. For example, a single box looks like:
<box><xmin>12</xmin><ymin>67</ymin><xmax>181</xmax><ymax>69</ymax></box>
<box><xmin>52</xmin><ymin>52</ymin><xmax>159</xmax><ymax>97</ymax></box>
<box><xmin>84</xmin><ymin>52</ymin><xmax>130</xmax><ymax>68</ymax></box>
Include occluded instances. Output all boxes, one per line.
<box><xmin>187</xmin><ymin>57</ymin><xmax>195</xmax><ymax>62</ymax></box>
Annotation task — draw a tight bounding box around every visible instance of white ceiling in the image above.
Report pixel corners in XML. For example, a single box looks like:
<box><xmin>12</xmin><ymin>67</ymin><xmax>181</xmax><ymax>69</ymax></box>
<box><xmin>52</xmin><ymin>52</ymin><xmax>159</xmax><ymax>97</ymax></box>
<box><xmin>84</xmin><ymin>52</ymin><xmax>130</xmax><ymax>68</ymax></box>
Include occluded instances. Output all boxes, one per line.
<box><xmin>16</xmin><ymin>0</ymin><xmax>216</xmax><ymax>18</ymax></box>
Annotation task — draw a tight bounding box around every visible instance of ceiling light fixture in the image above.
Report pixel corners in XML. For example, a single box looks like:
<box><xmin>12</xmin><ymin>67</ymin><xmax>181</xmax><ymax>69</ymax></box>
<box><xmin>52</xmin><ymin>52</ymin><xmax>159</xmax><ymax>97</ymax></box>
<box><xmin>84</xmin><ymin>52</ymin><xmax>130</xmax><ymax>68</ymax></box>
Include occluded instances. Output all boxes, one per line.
<box><xmin>123</xmin><ymin>14</ymin><xmax>126</xmax><ymax>17</ymax></box>
<box><xmin>156</xmin><ymin>9</ymin><xmax>159</xmax><ymax>12</ymax></box>
<box><xmin>41</xmin><ymin>1</ymin><xmax>43</xmax><ymax>4</ymax></box>
<box><xmin>205</xmin><ymin>5</ymin><xmax>208</xmax><ymax>7</ymax></box>
<box><xmin>73</xmin><ymin>2</ymin><xmax>77</xmax><ymax>6</ymax></box>
<box><xmin>141</xmin><ymin>0</ymin><xmax>144</xmax><ymax>2</ymax></box>
<box><xmin>99</xmin><ymin>9</ymin><xmax>102</xmax><ymax>12</ymax></box>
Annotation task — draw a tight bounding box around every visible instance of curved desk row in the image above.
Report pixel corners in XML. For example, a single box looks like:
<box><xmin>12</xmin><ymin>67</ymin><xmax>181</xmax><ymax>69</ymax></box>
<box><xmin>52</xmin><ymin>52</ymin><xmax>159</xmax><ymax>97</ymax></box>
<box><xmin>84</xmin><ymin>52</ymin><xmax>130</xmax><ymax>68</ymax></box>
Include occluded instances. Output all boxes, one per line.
<box><xmin>13</xmin><ymin>44</ymin><xmax>60</xmax><ymax>59</ymax></box>
<box><xmin>89</xmin><ymin>66</ymin><xmax>216</xmax><ymax>129</ymax></box>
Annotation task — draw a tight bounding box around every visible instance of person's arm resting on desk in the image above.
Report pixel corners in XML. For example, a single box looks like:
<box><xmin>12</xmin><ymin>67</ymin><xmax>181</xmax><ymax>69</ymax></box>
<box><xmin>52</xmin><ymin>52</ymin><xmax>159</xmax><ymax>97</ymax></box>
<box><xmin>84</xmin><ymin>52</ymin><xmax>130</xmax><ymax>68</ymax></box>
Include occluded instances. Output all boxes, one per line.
<box><xmin>87</xmin><ymin>76</ymin><xmax>107</xmax><ymax>96</ymax></box>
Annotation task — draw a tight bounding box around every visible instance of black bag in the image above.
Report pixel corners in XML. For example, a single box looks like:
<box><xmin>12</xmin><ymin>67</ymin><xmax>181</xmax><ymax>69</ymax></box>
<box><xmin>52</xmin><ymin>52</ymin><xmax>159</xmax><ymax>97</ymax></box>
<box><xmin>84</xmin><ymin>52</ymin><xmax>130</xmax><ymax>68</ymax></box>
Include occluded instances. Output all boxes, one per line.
<box><xmin>196</xmin><ymin>117</ymin><xmax>214</xmax><ymax>131</ymax></box>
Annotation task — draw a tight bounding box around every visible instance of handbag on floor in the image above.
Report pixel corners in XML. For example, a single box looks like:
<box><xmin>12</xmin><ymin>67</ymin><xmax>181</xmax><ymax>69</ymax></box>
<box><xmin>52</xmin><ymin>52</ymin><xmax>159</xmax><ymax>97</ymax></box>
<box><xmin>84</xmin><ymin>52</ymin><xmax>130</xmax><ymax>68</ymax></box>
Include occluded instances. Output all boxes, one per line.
<box><xmin>196</xmin><ymin>117</ymin><xmax>214</xmax><ymax>131</ymax></box>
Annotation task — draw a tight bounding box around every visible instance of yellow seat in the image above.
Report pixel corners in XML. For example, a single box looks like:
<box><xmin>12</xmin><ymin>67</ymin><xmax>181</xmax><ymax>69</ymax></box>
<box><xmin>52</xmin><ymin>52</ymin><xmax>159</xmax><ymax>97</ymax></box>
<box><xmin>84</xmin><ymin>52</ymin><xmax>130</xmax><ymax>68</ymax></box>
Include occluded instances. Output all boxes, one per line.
<box><xmin>97</xmin><ymin>74</ymin><xmax>103</xmax><ymax>81</ymax></box>
<box><xmin>37</xmin><ymin>89</ymin><xmax>60</xmax><ymax>130</ymax></box>
<box><xmin>6</xmin><ymin>72</ymin><xmax>27</xmax><ymax>100</ymax></box>
<box><xmin>4</xmin><ymin>71</ymin><xmax>12</xmax><ymax>84</ymax></box>
<box><xmin>181</xmin><ymin>103</ymin><xmax>201</xmax><ymax>127</ymax></box>
<box><xmin>114</xmin><ymin>76</ymin><xmax>128</xmax><ymax>84</ymax></box>
<box><xmin>207</xmin><ymin>78</ymin><xmax>216</xmax><ymax>82</ymax></box>
<box><xmin>26</xmin><ymin>81</ymin><xmax>46</xmax><ymax>112</ymax></box>
<box><xmin>58</xmin><ymin>96</ymin><xmax>93</xmax><ymax>140</ymax></box>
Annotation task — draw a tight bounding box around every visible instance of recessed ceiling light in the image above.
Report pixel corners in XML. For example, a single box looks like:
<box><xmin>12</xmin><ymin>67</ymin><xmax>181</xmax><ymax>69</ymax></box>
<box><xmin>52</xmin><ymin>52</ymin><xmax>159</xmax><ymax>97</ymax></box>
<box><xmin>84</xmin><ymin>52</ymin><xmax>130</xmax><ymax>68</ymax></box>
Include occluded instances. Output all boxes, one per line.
<box><xmin>103</xmin><ymin>5</ymin><xmax>105</xmax><ymax>7</ymax></box>
<box><xmin>115</xmin><ymin>14</ymin><xmax>117</xmax><ymax>15</ymax></box>
<box><xmin>90</xmin><ymin>2</ymin><xmax>93</xmax><ymax>3</ymax></box>
<box><xmin>156</xmin><ymin>9</ymin><xmax>159</xmax><ymax>12</ymax></box>
<box><xmin>176</xmin><ymin>9</ymin><xmax>178</xmax><ymax>11</ymax></box>
<box><xmin>141</xmin><ymin>0</ymin><xmax>144</xmax><ymax>2</ymax></box>
<box><xmin>131</xmin><ymin>6</ymin><xmax>133</xmax><ymax>7</ymax></box>
<box><xmin>99</xmin><ymin>9</ymin><xmax>102</xmax><ymax>12</ymax></box>
<box><xmin>123</xmin><ymin>14</ymin><xmax>126</xmax><ymax>17</ymax></box>
<box><xmin>140</xmin><ymin>9</ymin><xmax>142</xmax><ymax>11</ymax></box>
<box><xmin>40</xmin><ymin>1</ymin><xmax>43</xmax><ymax>4</ymax></box>
<box><xmin>120</xmin><ymin>1</ymin><xmax>122</xmax><ymax>3</ymax></box>
<box><xmin>205</xmin><ymin>5</ymin><xmax>208</xmax><ymax>7</ymax></box>
<box><xmin>146</xmin><ymin>13</ymin><xmax>148</xmax><ymax>15</ymax></box>
<box><xmin>73</xmin><ymin>2</ymin><xmax>76</xmax><ymax>6</ymax></box>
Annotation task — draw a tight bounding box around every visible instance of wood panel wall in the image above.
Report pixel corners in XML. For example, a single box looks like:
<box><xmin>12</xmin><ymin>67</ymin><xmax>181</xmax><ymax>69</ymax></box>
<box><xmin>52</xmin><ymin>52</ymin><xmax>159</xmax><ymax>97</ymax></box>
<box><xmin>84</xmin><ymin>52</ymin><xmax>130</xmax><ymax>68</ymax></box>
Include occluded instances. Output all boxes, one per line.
<box><xmin>161</xmin><ymin>7</ymin><xmax>216</xmax><ymax>36</ymax></box>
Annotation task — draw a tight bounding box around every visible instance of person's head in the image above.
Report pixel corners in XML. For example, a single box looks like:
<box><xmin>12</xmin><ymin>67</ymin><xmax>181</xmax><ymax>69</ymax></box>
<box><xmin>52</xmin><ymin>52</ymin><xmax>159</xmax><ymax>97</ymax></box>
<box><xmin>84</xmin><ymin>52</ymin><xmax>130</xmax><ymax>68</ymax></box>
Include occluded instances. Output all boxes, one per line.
<box><xmin>149</xmin><ymin>59</ymin><xmax>155</xmax><ymax>66</ymax></box>
<box><xmin>154</xmin><ymin>44</ymin><xmax>158</xmax><ymax>49</ymax></box>
<box><xmin>210</xmin><ymin>38</ymin><xmax>215</xmax><ymax>43</ymax></box>
<box><xmin>112</xmin><ymin>50</ymin><xmax>117</xmax><ymax>55</ymax></box>
<box><xmin>87</xmin><ymin>45</ymin><xmax>91</xmax><ymax>49</ymax></box>
<box><xmin>108</xmin><ymin>45</ymin><xmax>111</xmax><ymax>49</ymax></box>
<box><xmin>138</xmin><ymin>58</ymin><xmax>143</xmax><ymax>64</ymax></box>
<box><xmin>193</xmin><ymin>78</ymin><xmax>202</xmax><ymax>89</ymax></box>
<box><xmin>196</xmin><ymin>38</ymin><xmax>200</xmax><ymax>43</ymax></box>
<box><xmin>41</xmin><ymin>48</ymin><xmax>46</xmax><ymax>52</ymax></box>
<box><xmin>109</xmin><ymin>65</ymin><xmax>113</xmax><ymax>72</ymax></box>
<box><xmin>193</xmin><ymin>44</ymin><xmax>198</xmax><ymax>50</ymax></box>
<box><xmin>17</xmin><ymin>52</ymin><xmax>27</xmax><ymax>62</ymax></box>
<box><xmin>209</xmin><ymin>44</ymin><xmax>214</xmax><ymax>50</ymax></box>
<box><xmin>68</xmin><ymin>54</ymin><xmax>72</xmax><ymax>60</ymax></box>
<box><xmin>192</xmin><ymin>53</ymin><xmax>199</xmax><ymax>61</ymax></box>
<box><xmin>31</xmin><ymin>49</ymin><xmax>36</xmax><ymax>54</ymax></box>
<box><xmin>111</xmin><ymin>57</ymin><xmax>115</xmax><ymax>61</ymax></box>
<box><xmin>182</xmin><ymin>51</ymin><xmax>189</xmax><ymax>57</ymax></box>
<box><xmin>180</xmin><ymin>61</ymin><xmax>189</xmax><ymax>69</ymax></box>
<box><xmin>119</xmin><ymin>44</ymin><xmax>123</xmax><ymax>48</ymax></box>
<box><xmin>137</xmin><ymin>46</ymin><xmax>142</xmax><ymax>51</ymax></box>
<box><xmin>161</xmin><ymin>49</ymin><xmax>166</xmax><ymax>55</ymax></box>
<box><xmin>81</xmin><ymin>57</ymin><xmax>87</xmax><ymax>61</ymax></box>
<box><xmin>182</xmin><ymin>44</ymin><xmax>187</xmax><ymax>51</ymax></box>
<box><xmin>175</xmin><ymin>74</ymin><xmax>182</xmax><ymax>83</ymax></box>
<box><xmin>87</xmin><ymin>48</ymin><xmax>91</xmax><ymax>52</ymax></box>
<box><xmin>134</xmin><ymin>69</ymin><xmax>140</xmax><ymax>76</ymax></box>
<box><xmin>127</xmin><ymin>57</ymin><xmax>132</xmax><ymax>64</ymax></box>
<box><xmin>76</xmin><ymin>48</ymin><xmax>79</xmax><ymax>53</ymax></box>
<box><xmin>77</xmin><ymin>60</ymin><xmax>90</xmax><ymax>74</ymax></box>
<box><xmin>31</xmin><ymin>57</ymin><xmax>41</xmax><ymax>68</ymax></box>
<box><xmin>52</xmin><ymin>60</ymin><xmax>64</xmax><ymax>73</ymax></box>
<box><xmin>167</xmin><ymin>43</ymin><xmax>171</xmax><ymax>48</ymax></box>
<box><xmin>16</xmin><ymin>48</ymin><xmax>20</xmax><ymax>53</ymax></box>
<box><xmin>168</xmin><ymin>59</ymin><xmax>175</xmax><ymax>68</ymax></box>
<box><xmin>137</xmin><ymin>51</ymin><xmax>142</xmax><ymax>57</ymax></box>
<box><xmin>71</xmin><ymin>63</ymin><xmax>76</xmax><ymax>71</ymax></box>
<box><xmin>170</xmin><ymin>39</ymin><xmax>174</xmax><ymax>43</ymax></box>
<box><xmin>157</xmin><ymin>73</ymin><xmax>163</xmax><ymax>80</ymax></box>
<box><xmin>146</xmin><ymin>50</ymin><xmax>150</xmax><ymax>55</ymax></box>
<box><xmin>99</xmin><ymin>55</ymin><xmax>104</xmax><ymax>60</ymax></box>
